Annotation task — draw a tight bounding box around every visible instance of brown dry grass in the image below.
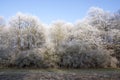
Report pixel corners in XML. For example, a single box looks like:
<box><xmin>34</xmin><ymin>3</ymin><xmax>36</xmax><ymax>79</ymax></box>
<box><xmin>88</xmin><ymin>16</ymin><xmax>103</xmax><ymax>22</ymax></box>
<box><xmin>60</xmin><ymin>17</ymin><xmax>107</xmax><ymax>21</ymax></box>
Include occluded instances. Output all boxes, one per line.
<box><xmin>0</xmin><ymin>68</ymin><xmax>120</xmax><ymax>80</ymax></box>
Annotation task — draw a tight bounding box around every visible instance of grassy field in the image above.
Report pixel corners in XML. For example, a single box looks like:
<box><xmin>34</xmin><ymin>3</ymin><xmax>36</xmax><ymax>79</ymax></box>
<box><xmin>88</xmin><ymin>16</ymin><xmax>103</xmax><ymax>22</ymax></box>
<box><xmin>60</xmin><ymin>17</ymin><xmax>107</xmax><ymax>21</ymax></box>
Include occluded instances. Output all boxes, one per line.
<box><xmin>0</xmin><ymin>68</ymin><xmax>120</xmax><ymax>80</ymax></box>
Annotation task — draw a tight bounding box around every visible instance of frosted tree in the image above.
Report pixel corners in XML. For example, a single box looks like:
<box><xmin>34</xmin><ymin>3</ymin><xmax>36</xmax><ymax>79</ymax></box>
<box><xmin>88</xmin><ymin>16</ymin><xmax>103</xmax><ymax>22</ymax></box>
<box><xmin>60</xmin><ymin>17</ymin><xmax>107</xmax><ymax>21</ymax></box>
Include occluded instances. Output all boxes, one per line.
<box><xmin>9</xmin><ymin>12</ymin><xmax>45</xmax><ymax>50</ymax></box>
<box><xmin>8</xmin><ymin>13</ymin><xmax>46</xmax><ymax>67</ymax></box>
<box><xmin>57</xmin><ymin>21</ymin><xmax>117</xmax><ymax>68</ymax></box>
<box><xmin>87</xmin><ymin>7</ymin><xmax>111</xmax><ymax>31</ymax></box>
<box><xmin>109</xmin><ymin>10</ymin><xmax>120</xmax><ymax>67</ymax></box>
<box><xmin>46</xmin><ymin>21</ymin><xmax>73</xmax><ymax>67</ymax></box>
<box><xmin>87</xmin><ymin>7</ymin><xmax>115</xmax><ymax>46</ymax></box>
<box><xmin>0</xmin><ymin>17</ymin><xmax>12</xmax><ymax>67</ymax></box>
<box><xmin>86</xmin><ymin>7</ymin><xmax>119</xmax><ymax>67</ymax></box>
<box><xmin>50</xmin><ymin>21</ymin><xmax>71</xmax><ymax>51</ymax></box>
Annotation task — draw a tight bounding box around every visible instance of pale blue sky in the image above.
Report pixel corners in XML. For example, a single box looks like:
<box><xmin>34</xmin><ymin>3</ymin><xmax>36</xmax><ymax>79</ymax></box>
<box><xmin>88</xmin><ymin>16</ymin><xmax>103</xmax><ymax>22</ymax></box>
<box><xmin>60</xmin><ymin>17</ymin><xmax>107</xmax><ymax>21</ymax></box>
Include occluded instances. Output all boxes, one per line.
<box><xmin>0</xmin><ymin>0</ymin><xmax>120</xmax><ymax>24</ymax></box>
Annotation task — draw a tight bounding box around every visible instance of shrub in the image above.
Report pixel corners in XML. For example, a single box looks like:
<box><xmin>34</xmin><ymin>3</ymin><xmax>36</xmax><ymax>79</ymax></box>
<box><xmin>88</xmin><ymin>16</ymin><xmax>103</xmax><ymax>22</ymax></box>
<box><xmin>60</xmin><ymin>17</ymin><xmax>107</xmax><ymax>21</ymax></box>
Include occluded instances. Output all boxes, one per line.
<box><xmin>57</xmin><ymin>40</ymin><xmax>117</xmax><ymax>68</ymax></box>
<box><xmin>13</xmin><ymin>49</ymin><xmax>46</xmax><ymax>68</ymax></box>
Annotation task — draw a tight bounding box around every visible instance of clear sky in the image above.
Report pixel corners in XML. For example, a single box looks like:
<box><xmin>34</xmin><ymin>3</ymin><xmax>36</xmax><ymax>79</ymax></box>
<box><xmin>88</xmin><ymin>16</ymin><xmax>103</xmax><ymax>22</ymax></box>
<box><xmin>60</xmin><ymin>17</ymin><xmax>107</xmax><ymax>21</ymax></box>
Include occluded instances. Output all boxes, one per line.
<box><xmin>0</xmin><ymin>0</ymin><xmax>120</xmax><ymax>24</ymax></box>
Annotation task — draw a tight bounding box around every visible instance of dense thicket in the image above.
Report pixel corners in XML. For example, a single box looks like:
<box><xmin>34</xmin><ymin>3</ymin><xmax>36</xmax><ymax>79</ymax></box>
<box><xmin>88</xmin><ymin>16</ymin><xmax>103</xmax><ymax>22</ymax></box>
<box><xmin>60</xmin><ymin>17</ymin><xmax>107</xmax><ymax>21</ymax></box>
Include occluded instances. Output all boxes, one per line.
<box><xmin>0</xmin><ymin>7</ymin><xmax>119</xmax><ymax>68</ymax></box>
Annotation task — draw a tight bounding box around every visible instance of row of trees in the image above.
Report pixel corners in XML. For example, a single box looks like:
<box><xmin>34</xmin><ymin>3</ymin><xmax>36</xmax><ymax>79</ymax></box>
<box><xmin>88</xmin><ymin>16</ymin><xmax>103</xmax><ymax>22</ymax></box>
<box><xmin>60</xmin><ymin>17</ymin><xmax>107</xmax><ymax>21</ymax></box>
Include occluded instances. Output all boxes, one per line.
<box><xmin>0</xmin><ymin>7</ymin><xmax>120</xmax><ymax>68</ymax></box>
